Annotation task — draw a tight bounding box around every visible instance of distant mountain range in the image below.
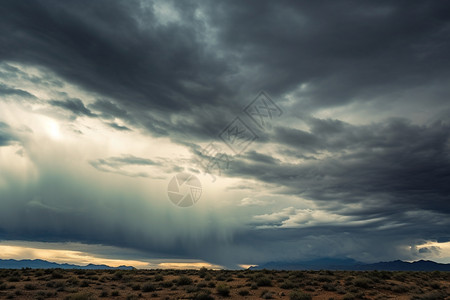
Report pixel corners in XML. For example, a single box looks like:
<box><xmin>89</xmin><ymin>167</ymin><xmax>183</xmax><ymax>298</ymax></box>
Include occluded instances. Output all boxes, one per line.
<box><xmin>0</xmin><ymin>259</ymin><xmax>134</xmax><ymax>270</ymax></box>
<box><xmin>250</xmin><ymin>258</ymin><xmax>450</xmax><ymax>271</ymax></box>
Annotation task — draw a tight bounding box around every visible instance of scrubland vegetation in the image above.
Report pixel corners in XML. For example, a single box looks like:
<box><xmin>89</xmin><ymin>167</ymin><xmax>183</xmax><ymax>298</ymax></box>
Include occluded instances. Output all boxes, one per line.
<box><xmin>0</xmin><ymin>268</ymin><xmax>448</xmax><ymax>299</ymax></box>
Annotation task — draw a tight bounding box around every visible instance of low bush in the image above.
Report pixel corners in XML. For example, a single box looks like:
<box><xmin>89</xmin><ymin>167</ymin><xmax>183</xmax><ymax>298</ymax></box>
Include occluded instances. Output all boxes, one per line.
<box><xmin>142</xmin><ymin>283</ymin><xmax>156</xmax><ymax>292</ymax></box>
<box><xmin>256</xmin><ymin>276</ymin><xmax>272</xmax><ymax>287</ymax></box>
<box><xmin>24</xmin><ymin>283</ymin><xmax>37</xmax><ymax>290</ymax></box>
<box><xmin>353</xmin><ymin>277</ymin><xmax>372</xmax><ymax>289</ymax></box>
<box><xmin>238</xmin><ymin>289</ymin><xmax>250</xmax><ymax>296</ymax></box>
<box><xmin>260</xmin><ymin>289</ymin><xmax>275</xmax><ymax>299</ymax></box>
<box><xmin>193</xmin><ymin>290</ymin><xmax>214</xmax><ymax>300</ymax></box>
<box><xmin>160</xmin><ymin>281</ymin><xmax>173</xmax><ymax>288</ymax></box>
<box><xmin>216</xmin><ymin>284</ymin><xmax>230</xmax><ymax>297</ymax></box>
<box><xmin>64</xmin><ymin>293</ymin><xmax>96</xmax><ymax>300</ymax></box>
<box><xmin>280</xmin><ymin>280</ymin><xmax>296</xmax><ymax>289</ymax></box>
<box><xmin>322</xmin><ymin>283</ymin><xmax>337</xmax><ymax>291</ymax></box>
<box><xmin>99</xmin><ymin>290</ymin><xmax>108</xmax><ymax>297</ymax></box>
<box><xmin>289</xmin><ymin>290</ymin><xmax>312</xmax><ymax>300</ymax></box>
<box><xmin>176</xmin><ymin>275</ymin><xmax>193</xmax><ymax>286</ymax></box>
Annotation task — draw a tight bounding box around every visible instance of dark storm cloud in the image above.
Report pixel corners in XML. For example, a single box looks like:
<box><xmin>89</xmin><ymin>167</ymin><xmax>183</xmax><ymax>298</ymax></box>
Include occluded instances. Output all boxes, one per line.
<box><xmin>209</xmin><ymin>0</ymin><xmax>450</xmax><ymax>110</ymax></box>
<box><xmin>107</xmin><ymin>122</ymin><xmax>131</xmax><ymax>131</ymax></box>
<box><xmin>49</xmin><ymin>98</ymin><xmax>96</xmax><ymax>117</ymax></box>
<box><xmin>0</xmin><ymin>0</ymin><xmax>234</xmax><ymax>121</ymax></box>
<box><xmin>88</xmin><ymin>99</ymin><xmax>128</xmax><ymax>120</ymax></box>
<box><xmin>89</xmin><ymin>155</ymin><xmax>184</xmax><ymax>178</ymax></box>
<box><xmin>0</xmin><ymin>83</ymin><xmax>36</xmax><ymax>99</ymax></box>
<box><xmin>0</xmin><ymin>122</ymin><xmax>16</xmax><ymax>146</ymax></box>
<box><xmin>0</xmin><ymin>0</ymin><xmax>447</xmax><ymax>139</ymax></box>
<box><xmin>229</xmin><ymin>118</ymin><xmax>450</xmax><ymax>215</ymax></box>
<box><xmin>89</xmin><ymin>155</ymin><xmax>160</xmax><ymax>177</ymax></box>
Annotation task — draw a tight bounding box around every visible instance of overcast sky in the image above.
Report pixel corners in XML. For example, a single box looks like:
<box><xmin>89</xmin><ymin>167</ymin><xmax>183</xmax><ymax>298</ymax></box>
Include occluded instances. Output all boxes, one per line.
<box><xmin>1</xmin><ymin>0</ymin><xmax>450</xmax><ymax>269</ymax></box>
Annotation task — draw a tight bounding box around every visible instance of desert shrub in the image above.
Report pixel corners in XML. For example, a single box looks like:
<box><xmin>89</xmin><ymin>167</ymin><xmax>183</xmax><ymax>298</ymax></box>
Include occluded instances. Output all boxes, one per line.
<box><xmin>317</xmin><ymin>275</ymin><xmax>332</xmax><ymax>282</ymax></box>
<box><xmin>80</xmin><ymin>280</ymin><xmax>89</xmax><ymax>287</ymax></box>
<box><xmin>177</xmin><ymin>275</ymin><xmax>193</xmax><ymax>286</ymax></box>
<box><xmin>99</xmin><ymin>290</ymin><xmax>108</xmax><ymax>297</ymax></box>
<box><xmin>67</xmin><ymin>277</ymin><xmax>80</xmax><ymax>286</ymax></box>
<box><xmin>194</xmin><ymin>290</ymin><xmax>214</xmax><ymax>300</ymax></box>
<box><xmin>216</xmin><ymin>274</ymin><xmax>227</xmax><ymax>281</ymax></box>
<box><xmin>322</xmin><ymin>283</ymin><xmax>337</xmax><ymax>291</ymax></box>
<box><xmin>216</xmin><ymin>284</ymin><xmax>230</xmax><ymax>296</ymax></box>
<box><xmin>132</xmin><ymin>284</ymin><xmax>140</xmax><ymax>290</ymax></box>
<box><xmin>290</xmin><ymin>271</ymin><xmax>305</xmax><ymax>279</ymax></box>
<box><xmin>204</xmin><ymin>274</ymin><xmax>212</xmax><ymax>281</ymax></box>
<box><xmin>64</xmin><ymin>293</ymin><xmax>96</xmax><ymax>300</ymax></box>
<box><xmin>207</xmin><ymin>281</ymin><xmax>216</xmax><ymax>288</ymax></box>
<box><xmin>289</xmin><ymin>290</ymin><xmax>312</xmax><ymax>300</ymax></box>
<box><xmin>392</xmin><ymin>272</ymin><xmax>407</xmax><ymax>281</ymax></box>
<box><xmin>411</xmin><ymin>291</ymin><xmax>447</xmax><ymax>300</ymax></box>
<box><xmin>429</xmin><ymin>282</ymin><xmax>440</xmax><ymax>289</ymax></box>
<box><xmin>160</xmin><ymin>281</ymin><xmax>173</xmax><ymax>288</ymax></box>
<box><xmin>342</xmin><ymin>294</ymin><xmax>356</xmax><ymax>300</ymax></box>
<box><xmin>111</xmin><ymin>291</ymin><xmax>119</xmax><ymax>296</ymax></box>
<box><xmin>52</xmin><ymin>271</ymin><xmax>64</xmax><ymax>279</ymax></box>
<box><xmin>0</xmin><ymin>283</ymin><xmax>8</xmax><ymax>290</ymax></box>
<box><xmin>251</xmin><ymin>282</ymin><xmax>258</xmax><ymax>289</ymax></box>
<box><xmin>260</xmin><ymin>289</ymin><xmax>275</xmax><ymax>299</ymax></box>
<box><xmin>256</xmin><ymin>276</ymin><xmax>272</xmax><ymax>287</ymax></box>
<box><xmin>185</xmin><ymin>285</ymin><xmax>199</xmax><ymax>293</ymax></box>
<box><xmin>7</xmin><ymin>277</ymin><xmax>20</xmax><ymax>282</ymax></box>
<box><xmin>199</xmin><ymin>267</ymin><xmax>208</xmax><ymax>278</ymax></box>
<box><xmin>378</xmin><ymin>271</ymin><xmax>391</xmax><ymax>279</ymax></box>
<box><xmin>142</xmin><ymin>283</ymin><xmax>156</xmax><ymax>292</ymax></box>
<box><xmin>238</xmin><ymin>289</ymin><xmax>250</xmax><ymax>296</ymax></box>
<box><xmin>353</xmin><ymin>277</ymin><xmax>372</xmax><ymax>289</ymax></box>
<box><xmin>112</xmin><ymin>271</ymin><xmax>124</xmax><ymax>280</ymax></box>
<box><xmin>391</xmin><ymin>284</ymin><xmax>409</xmax><ymax>293</ymax></box>
<box><xmin>154</xmin><ymin>274</ymin><xmax>164</xmax><ymax>281</ymax></box>
<box><xmin>280</xmin><ymin>280</ymin><xmax>296</xmax><ymax>289</ymax></box>
<box><xmin>24</xmin><ymin>283</ymin><xmax>37</xmax><ymax>290</ymax></box>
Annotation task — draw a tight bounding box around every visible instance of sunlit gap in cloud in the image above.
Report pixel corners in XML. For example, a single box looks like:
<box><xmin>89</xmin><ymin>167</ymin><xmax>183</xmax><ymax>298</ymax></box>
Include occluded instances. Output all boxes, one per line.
<box><xmin>413</xmin><ymin>241</ymin><xmax>450</xmax><ymax>264</ymax></box>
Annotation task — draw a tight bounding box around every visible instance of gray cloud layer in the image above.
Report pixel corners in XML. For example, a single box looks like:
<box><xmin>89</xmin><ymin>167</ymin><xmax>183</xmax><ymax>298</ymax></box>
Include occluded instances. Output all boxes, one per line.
<box><xmin>0</xmin><ymin>0</ymin><xmax>449</xmax><ymax>266</ymax></box>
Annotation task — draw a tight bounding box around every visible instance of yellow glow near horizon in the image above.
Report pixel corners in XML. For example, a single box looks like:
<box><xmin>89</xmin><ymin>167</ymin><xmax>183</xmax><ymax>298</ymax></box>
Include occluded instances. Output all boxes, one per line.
<box><xmin>238</xmin><ymin>264</ymin><xmax>257</xmax><ymax>269</ymax></box>
<box><xmin>0</xmin><ymin>245</ymin><xmax>149</xmax><ymax>268</ymax></box>
<box><xmin>0</xmin><ymin>243</ymin><xmax>224</xmax><ymax>269</ymax></box>
<box><xmin>158</xmin><ymin>262</ymin><xmax>222</xmax><ymax>270</ymax></box>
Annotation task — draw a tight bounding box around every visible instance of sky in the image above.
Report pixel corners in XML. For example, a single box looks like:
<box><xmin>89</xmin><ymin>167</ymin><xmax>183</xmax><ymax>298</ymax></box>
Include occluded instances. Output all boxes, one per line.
<box><xmin>0</xmin><ymin>0</ymin><xmax>450</xmax><ymax>269</ymax></box>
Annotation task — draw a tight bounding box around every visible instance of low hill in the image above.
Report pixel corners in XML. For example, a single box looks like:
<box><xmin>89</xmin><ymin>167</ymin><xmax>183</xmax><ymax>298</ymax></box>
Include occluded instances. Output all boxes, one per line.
<box><xmin>0</xmin><ymin>259</ymin><xmax>134</xmax><ymax>270</ymax></box>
